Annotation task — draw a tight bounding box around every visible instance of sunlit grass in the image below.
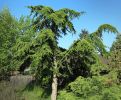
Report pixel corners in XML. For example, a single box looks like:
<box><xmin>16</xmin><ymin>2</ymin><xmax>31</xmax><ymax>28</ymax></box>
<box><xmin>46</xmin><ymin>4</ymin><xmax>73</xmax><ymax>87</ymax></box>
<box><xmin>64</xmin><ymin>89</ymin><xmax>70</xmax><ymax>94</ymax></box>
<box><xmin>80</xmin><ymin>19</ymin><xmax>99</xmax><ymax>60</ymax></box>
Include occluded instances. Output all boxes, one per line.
<box><xmin>22</xmin><ymin>86</ymin><xmax>50</xmax><ymax>100</ymax></box>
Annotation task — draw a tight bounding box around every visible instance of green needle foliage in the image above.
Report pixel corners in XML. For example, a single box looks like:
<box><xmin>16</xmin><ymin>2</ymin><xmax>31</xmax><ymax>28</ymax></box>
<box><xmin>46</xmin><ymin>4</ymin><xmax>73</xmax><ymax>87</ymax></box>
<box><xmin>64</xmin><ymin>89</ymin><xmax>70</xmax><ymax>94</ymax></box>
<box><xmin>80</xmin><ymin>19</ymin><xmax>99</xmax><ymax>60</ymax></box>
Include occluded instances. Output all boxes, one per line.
<box><xmin>11</xmin><ymin>6</ymin><xmax>82</xmax><ymax>100</ymax></box>
<box><xmin>60</xmin><ymin>24</ymin><xmax>118</xmax><ymax>82</ymax></box>
<box><xmin>109</xmin><ymin>34</ymin><xmax>121</xmax><ymax>82</ymax></box>
<box><xmin>80</xmin><ymin>24</ymin><xmax>118</xmax><ymax>55</ymax></box>
<box><xmin>57</xmin><ymin>24</ymin><xmax>119</xmax><ymax>100</ymax></box>
<box><xmin>12</xmin><ymin>5</ymin><xmax>82</xmax><ymax>100</ymax></box>
<box><xmin>60</xmin><ymin>39</ymin><xmax>97</xmax><ymax>82</ymax></box>
<box><xmin>11</xmin><ymin>16</ymin><xmax>35</xmax><ymax>72</ymax></box>
<box><xmin>0</xmin><ymin>8</ymin><xmax>18</xmax><ymax>77</ymax></box>
<box><xmin>28</xmin><ymin>5</ymin><xmax>82</xmax><ymax>37</ymax></box>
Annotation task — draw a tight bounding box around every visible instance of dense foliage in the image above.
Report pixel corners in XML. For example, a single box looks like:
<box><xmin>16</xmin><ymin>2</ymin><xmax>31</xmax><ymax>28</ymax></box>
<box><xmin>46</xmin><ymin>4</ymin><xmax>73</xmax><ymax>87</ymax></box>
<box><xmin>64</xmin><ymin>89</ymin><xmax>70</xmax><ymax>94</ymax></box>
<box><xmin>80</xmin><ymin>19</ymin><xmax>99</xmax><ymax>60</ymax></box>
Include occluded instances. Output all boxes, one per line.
<box><xmin>58</xmin><ymin>74</ymin><xmax>121</xmax><ymax>100</ymax></box>
<box><xmin>109</xmin><ymin>34</ymin><xmax>121</xmax><ymax>82</ymax></box>
<box><xmin>0</xmin><ymin>8</ymin><xmax>18</xmax><ymax>76</ymax></box>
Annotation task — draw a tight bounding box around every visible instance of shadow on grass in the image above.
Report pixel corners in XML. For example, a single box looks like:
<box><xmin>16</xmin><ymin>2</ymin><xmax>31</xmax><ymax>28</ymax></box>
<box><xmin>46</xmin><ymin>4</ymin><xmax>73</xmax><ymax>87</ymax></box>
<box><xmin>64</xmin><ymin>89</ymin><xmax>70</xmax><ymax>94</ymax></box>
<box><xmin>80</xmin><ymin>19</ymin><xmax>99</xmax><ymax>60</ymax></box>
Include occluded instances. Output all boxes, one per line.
<box><xmin>22</xmin><ymin>80</ymin><xmax>51</xmax><ymax>99</ymax></box>
<box><xmin>0</xmin><ymin>80</ymin><xmax>21</xmax><ymax>100</ymax></box>
<box><xmin>0</xmin><ymin>75</ymin><xmax>51</xmax><ymax>100</ymax></box>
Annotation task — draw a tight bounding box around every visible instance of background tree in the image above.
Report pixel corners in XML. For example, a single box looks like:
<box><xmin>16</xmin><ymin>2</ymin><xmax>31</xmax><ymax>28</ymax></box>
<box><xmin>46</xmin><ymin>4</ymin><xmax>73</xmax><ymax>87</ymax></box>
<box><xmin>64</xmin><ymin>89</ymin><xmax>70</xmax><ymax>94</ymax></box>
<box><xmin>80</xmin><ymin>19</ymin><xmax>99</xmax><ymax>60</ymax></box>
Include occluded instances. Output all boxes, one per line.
<box><xmin>61</xmin><ymin>24</ymin><xmax>118</xmax><ymax>79</ymax></box>
<box><xmin>11</xmin><ymin>16</ymin><xmax>35</xmax><ymax>73</ymax></box>
<box><xmin>109</xmin><ymin>34</ymin><xmax>121</xmax><ymax>82</ymax></box>
<box><xmin>0</xmin><ymin>8</ymin><xmax>18</xmax><ymax>77</ymax></box>
<box><xmin>80</xmin><ymin>24</ymin><xmax>118</xmax><ymax>56</ymax></box>
<box><xmin>57</xmin><ymin>24</ymin><xmax>119</xmax><ymax>100</ymax></box>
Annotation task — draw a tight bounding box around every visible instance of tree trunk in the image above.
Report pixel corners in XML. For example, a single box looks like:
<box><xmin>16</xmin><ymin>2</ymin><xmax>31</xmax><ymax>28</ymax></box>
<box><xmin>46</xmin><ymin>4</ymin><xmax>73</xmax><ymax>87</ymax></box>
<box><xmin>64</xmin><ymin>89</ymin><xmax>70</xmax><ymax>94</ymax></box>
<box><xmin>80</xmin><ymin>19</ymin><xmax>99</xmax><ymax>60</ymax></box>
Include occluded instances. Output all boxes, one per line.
<box><xmin>51</xmin><ymin>74</ymin><xmax>57</xmax><ymax>100</ymax></box>
<box><xmin>51</xmin><ymin>57</ymin><xmax>58</xmax><ymax>100</ymax></box>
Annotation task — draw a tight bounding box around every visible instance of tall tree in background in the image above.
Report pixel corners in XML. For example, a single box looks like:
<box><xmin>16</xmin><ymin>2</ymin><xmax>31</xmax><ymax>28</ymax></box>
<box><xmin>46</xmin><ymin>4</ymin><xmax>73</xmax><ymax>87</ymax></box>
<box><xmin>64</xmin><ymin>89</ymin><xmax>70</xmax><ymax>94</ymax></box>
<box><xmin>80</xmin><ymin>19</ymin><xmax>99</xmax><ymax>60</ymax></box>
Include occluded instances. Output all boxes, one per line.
<box><xmin>0</xmin><ymin>8</ymin><xmax>18</xmax><ymax>77</ymax></box>
<box><xmin>80</xmin><ymin>24</ymin><xmax>118</xmax><ymax>56</ymax></box>
<box><xmin>11</xmin><ymin>16</ymin><xmax>35</xmax><ymax>72</ymax></box>
<box><xmin>57</xmin><ymin>24</ymin><xmax>119</xmax><ymax>100</ymax></box>
<box><xmin>110</xmin><ymin>34</ymin><xmax>121</xmax><ymax>81</ymax></box>
<box><xmin>61</xmin><ymin>24</ymin><xmax>118</xmax><ymax>81</ymax></box>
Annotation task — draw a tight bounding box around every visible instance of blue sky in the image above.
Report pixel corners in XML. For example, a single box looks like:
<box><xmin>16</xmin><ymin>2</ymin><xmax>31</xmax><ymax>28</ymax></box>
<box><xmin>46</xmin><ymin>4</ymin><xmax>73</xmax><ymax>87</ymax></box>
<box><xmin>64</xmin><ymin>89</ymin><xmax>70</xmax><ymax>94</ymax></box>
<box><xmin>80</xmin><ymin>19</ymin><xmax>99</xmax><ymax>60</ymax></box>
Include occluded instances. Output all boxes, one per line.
<box><xmin>0</xmin><ymin>0</ymin><xmax>121</xmax><ymax>49</ymax></box>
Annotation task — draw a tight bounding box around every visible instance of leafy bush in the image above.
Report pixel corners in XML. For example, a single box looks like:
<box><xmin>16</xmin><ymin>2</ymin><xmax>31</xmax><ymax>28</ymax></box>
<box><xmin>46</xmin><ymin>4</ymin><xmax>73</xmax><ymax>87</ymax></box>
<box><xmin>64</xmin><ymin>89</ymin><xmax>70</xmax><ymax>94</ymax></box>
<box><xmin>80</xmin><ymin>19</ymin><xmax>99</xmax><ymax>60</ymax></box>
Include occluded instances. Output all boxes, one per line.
<box><xmin>58</xmin><ymin>75</ymin><xmax>121</xmax><ymax>100</ymax></box>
